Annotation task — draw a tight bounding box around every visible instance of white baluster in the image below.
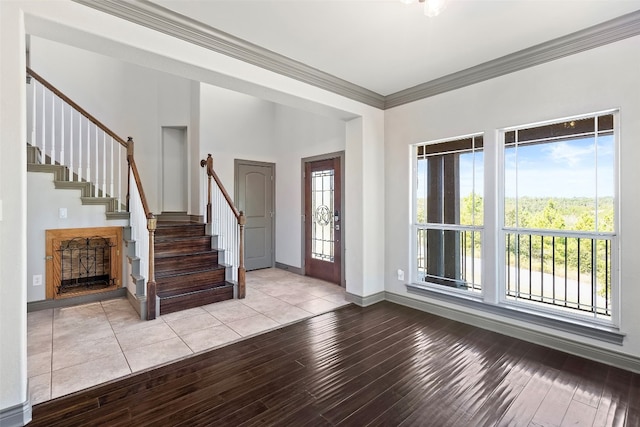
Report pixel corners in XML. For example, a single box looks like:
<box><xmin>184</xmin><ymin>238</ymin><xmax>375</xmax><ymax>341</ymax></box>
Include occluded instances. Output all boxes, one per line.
<box><xmin>78</xmin><ymin>111</ymin><xmax>83</xmax><ymax>182</ymax></box>
<box><xmin>95</xmin><ymin>126</ymin><xmax>99</xmax><ymax>197</ymax></box>
<box><xmin>102</xmin><ymin>132</ymin><xmax>107</xmax><ymax>197</ymax></box>
<box><xmin>117</xmin><ymin>144</ymin><xmax>122</xmax><ymax>211</ymax></box>
<box><xmin>51</xmin><ymin>94</ymin><xmax>56</xmax><ymax>165</ymax></box>
<box><xmin>60</xmin><ymin>101</ymin><xmax>65</xmax><ymax>174</ymax></box>
<box><xmin>41</xmin><ymin>85</ymin><xmax>46</xmax><ymax>163</ymax></box>
<box><xmin>86</xmin><ymin>122</ymin><xmax>91</xmax><ymax>191</ymax></box>
<box><xmin>31</xmin><ymin>80</ymin><xmax>37</xmax><ymax>149</ymax></box>
<box><xmin>110</xmin><ymin>137</ymin><xmax>114</xmax><ymax>201</ymax></box>
<box><xmin>69</xmin><ymin>109</ymin><xmax>74</xmax><ymax>181</ymax></box>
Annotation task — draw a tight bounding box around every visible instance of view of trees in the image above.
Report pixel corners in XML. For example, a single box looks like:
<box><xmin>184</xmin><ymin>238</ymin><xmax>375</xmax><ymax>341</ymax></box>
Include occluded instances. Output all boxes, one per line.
<box><xmin>417</xmin><ymin>194</ymin><xmax>613</xmax><ymax>297</ymax></box>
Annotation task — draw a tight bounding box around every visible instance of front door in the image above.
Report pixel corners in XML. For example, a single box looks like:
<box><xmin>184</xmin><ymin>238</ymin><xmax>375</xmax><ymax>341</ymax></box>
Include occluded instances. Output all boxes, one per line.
<box><xmin>236</xmin><ymin>161</ymin><xmax>274</xmax><ymax>271</ymax></box>
<box><xmin>304</xmin><ymin>157</ymin><xmax>342</xmax><ymax>284</ymax></box>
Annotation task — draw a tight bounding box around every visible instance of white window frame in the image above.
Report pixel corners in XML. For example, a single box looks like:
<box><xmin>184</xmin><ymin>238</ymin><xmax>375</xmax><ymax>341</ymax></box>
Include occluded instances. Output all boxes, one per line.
<box><xmin>411</xmin><ymin>133</ymin><xmax>485</xmax><ymax>298</ymax></box>
<box><xmin>409</xmin><ymin>111</ymin><xmax>620</xmax><ymax>331</ymax></box>
<box><xmin>497</xmin><ymin>110</ymin><xmax>620</xmax><ymax>328</ymax></box>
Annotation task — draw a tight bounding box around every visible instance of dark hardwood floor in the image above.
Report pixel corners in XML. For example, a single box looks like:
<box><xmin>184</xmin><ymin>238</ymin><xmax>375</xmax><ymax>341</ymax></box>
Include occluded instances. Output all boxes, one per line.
<box><xmin>30</xmin><ymin>302</ymin><xmax>640</xmax><ymax>426</ymax></box>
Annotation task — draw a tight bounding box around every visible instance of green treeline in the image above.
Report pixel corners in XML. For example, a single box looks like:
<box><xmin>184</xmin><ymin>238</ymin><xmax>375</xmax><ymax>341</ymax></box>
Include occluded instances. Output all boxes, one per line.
<box><xmin>464</xmin><ymin>194</ymin><xmax>613</xmax><ymax>294</ymax></box>
<box><xmin>417</xmin><ymin>195</ymin><xmax>613</xmax><ymax>295</ymax></box>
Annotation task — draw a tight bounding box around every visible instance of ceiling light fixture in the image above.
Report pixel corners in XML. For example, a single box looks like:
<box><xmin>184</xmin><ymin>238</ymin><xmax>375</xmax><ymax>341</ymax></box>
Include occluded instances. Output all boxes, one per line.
<box><xmin>401</xmin><ymin>0</ymin><xmax>448</xmax><ymax>17</ymax></box>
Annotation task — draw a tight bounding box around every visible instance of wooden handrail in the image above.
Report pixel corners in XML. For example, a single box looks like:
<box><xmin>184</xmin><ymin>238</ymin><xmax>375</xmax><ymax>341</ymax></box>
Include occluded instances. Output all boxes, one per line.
<box><xmin>200</xmin><ymin>154</ymin><xmax>245</xmax><ymax>299</ymax></box>
<box><xmin>200</xmin><ymin>154</ymin><xmax>240</xmax><ymax>220</ymax></box>
<box><xmin>26</xmin><ymin>67</ymin><xmax>128</xmax><ymax>148</ymax></box>
<box><xmin>127</xmin><ymin>138</ymin><xmax>151</xmax><ymax>218</ymax></box>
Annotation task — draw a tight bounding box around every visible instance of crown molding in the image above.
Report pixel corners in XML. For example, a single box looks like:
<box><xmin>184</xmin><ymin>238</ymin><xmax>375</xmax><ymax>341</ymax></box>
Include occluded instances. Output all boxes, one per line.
<box><xmin>72</xmin><ymin>1</ymin><xmax>640</xmax><ymax>111</ymax></box>
<box><xmin>71</xmin><ymin>0</ymin><xmax>386</xmax><ymax>109</ymax></box>
<box><xmin>385</xmin><ymin>9</ymin><xmax>640</xmax><ymax>109</ymax></box>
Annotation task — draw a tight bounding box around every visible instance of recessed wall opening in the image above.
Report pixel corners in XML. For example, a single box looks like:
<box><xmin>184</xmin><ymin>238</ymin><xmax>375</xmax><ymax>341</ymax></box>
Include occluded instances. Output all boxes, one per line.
<box><xmin>46</xmin><ymin>227</ymin><xmax>123</xmax><ymax>300</ymax></box>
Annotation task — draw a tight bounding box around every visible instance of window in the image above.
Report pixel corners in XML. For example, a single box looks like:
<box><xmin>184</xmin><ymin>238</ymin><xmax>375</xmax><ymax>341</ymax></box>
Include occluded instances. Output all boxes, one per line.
<box><xmin>503</xmin><ymin>112</ymin><xmax>617</xmax><ymax>321</ymax></box>
<box><xmin>414</xmin><ymin>135</ymin><xmax>483</xmax><ymax>293</ymax></box>
<box><xmin>410</xmin><ymin>111</ymin><xmax>619</xmax><ymax>329</ymax></box>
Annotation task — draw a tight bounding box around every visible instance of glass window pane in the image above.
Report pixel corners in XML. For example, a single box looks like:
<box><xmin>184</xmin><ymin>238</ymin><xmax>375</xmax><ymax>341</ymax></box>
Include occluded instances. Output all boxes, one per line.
<box><xmin>416</xmin><ymin>228</ymin><xmax>481</xmax><ymax>291</ymax></box>
<box><xmin>503</xmin><ymin>113</ymin><xmax>616</xmax><ymax>320</ymax></box>
<box><xmin>417</xmin><ymin>136</ymin><xmax>483</xmax><ymax>226</ymax></box>
<box><xmin>311</xmin><ymin>169</ymin><xmax>334</xmax><ymax>262</ymax></box>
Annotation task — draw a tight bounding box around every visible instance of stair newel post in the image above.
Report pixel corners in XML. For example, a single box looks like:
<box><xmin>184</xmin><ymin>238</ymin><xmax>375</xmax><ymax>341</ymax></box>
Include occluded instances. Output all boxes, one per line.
<box><xmin>126</xmin><ymin>137</ymin><xmax>134</xmax><ymax>212</ymax></box>
<box><xmin>238</xmin><ymin>211</ymin><xmax>246</xmax><ymax>299</ymax></box>
<box><xmin>200</xmin><ymin>154</ymin><xmax>213</xmax><ymax>225</ymax></box>
<box><xmin>146</xmin><ymin>213</ymin><xmax>157</xmax><ymax>320</ymax></box>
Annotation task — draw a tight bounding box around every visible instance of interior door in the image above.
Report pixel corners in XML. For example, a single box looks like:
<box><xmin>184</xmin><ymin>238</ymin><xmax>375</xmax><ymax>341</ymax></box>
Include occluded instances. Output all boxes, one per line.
<box><xmin>304</xmin><ymin>157</ymin><xmax>341</xmax><ymax>284</ymax></box>
<box><xmin>236</xmin><ymin>162</ymin><xmax>274</xmax><ymax>271</ymax></box>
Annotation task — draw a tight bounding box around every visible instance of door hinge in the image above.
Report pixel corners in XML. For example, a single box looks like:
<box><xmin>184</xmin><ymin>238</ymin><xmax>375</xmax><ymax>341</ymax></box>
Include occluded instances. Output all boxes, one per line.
<box><xmin>45</xmin><ymin>256</ymin><xmax>53</xmax><ymax>261</ymax></box>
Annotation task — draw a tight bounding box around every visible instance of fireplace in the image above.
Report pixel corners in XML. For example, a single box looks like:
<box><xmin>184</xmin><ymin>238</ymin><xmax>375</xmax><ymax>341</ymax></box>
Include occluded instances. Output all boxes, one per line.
<box><xmin>46</xmin><ymin>227</ymin><xmax>123</xmax><ymax>299</ymax></box>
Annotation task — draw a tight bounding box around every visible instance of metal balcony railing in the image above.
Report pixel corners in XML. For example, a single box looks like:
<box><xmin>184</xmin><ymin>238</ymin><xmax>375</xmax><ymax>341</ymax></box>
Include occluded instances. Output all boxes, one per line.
<box><xmin>505</xmin><ymin>230</ymin><xmax>612</xmax><ymax>318</ymax></box>
<box><xmin>416</xmin><ymin>227</ymin><xmax>482</xmax><ymax>292</ymax></box>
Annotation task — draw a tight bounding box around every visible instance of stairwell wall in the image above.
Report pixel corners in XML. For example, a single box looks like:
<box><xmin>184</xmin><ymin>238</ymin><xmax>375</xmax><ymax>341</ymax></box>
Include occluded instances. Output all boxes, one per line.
<box><xmin>29</xmin><ymin>37</ymin><xmax>193</xmax><ymax>216</ymax></box>
<box><xmin>26</xmin><ymin>173</ymin><xmax>129</xmax><ymax>302</ymax></box>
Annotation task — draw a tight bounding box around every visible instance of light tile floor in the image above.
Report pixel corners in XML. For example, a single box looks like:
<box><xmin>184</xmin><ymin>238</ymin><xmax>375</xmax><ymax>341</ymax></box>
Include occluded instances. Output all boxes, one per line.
<box><xmin>27</xmin><ymin>268</ymin><xmax>350</xmax><ymax>404</ymax></box>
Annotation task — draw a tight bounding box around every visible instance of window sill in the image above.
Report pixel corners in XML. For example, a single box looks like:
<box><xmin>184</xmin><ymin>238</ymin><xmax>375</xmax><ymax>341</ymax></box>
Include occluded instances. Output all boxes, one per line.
<box><xmin>406</xmin><ymin>283</ymin><xmax>625</xmax><ymax>345</ymax></box>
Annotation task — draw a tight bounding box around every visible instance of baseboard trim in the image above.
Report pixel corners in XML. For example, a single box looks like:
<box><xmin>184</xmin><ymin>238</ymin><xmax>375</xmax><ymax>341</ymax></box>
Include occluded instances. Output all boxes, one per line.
<box><xmin>385</xmin><ymin>291</ymin><xmax>640</xmax><ymax>374</ymax></box>
<box><xmin>275</xmin><ymin>262</ymin><xmax>303</xmax><ymax>276</ymax></box>
<box><xmin>27</xmin><ymin>288</ymin><xmax>127</xmax><ymax>312</ymax></box>
<box><xmin>0</xmin><ymin>395</ymin><xmax>32</xmax><ymax>427</ymax></box>
<box><xmin>127</xmin><ymin>290</ymin><xmax>146</xmax><ymax>320</ymax></box>
<box><xmin>345</xmin><ymin>291</ymin><xmax>385</xmax><ymax>307</ymax></box>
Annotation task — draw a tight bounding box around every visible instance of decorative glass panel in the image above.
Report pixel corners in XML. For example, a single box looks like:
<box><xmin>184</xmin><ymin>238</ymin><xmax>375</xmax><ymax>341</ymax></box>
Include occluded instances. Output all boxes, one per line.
<box><xmin>311</xmin><ymin>169</ymin><xmax>334</xmax><ymax>262</ymax></box>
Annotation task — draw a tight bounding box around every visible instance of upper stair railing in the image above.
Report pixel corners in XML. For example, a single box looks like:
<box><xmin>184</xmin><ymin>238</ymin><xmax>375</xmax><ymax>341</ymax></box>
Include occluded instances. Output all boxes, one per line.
<box><xmin>26</xmin><ymin>68</ymin><xmax>158</xmax><ymax>320</ymax></box>
<box><xmin>201</xmin><ymin>154</ymin><xmax>246</xmax><ymax>298</ymax></box>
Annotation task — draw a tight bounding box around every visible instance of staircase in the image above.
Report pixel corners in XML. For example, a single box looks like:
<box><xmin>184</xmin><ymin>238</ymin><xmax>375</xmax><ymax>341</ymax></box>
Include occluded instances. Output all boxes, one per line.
<box><xmin>26</xmin><ymin>67</ymin><xmax>245</xmax><ymax>320</ymax></box>
<box><xmin>155</xmin><ymin>222</ymin><xmax>234</xmax><ymax>315</ymax></box>
<box><xmin>26</xmin><ymin>145</ymin><xmax>128</xmax><ymax>220</ymax></box>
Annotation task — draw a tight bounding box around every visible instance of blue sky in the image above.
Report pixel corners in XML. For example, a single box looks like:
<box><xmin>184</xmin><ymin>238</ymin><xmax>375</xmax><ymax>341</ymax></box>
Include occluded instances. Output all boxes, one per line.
<box><xmin>506</xmin><ymin>135</ymin><xmax>614</xmax><ymax>199</ymax></box>
<box><xmin>416</xmin><ymin>134</ymin><xmax>614</xmax><ymax>200</ymax></box>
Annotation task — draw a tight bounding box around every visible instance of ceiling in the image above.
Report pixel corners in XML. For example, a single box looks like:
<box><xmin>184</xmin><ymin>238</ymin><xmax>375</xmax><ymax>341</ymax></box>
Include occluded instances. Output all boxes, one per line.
<box><xmin>150</xmin><ymin>0</ymin><xmax>640</xmax><ymax>97</ymax></box>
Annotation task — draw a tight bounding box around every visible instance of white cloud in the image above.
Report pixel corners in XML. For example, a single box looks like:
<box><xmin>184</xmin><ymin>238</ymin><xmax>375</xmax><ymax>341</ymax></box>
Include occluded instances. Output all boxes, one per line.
<box><xmin>543</xmin><ymin>141</ymin><xmax>595</xmax><ymax>167</ymax></box>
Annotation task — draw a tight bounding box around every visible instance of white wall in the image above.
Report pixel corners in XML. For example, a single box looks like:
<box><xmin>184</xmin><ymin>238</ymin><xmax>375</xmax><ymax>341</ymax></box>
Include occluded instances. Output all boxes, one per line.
<box><xmin>198</xmin><ymin>85</ymin><xmax>347</xmax><ymax>269</ymax></box>
<box><xmin>198</xmin><ymin>83</ymin><xmax>277</xmax><ymax>190</ymax></box>
<box><xmin>30</xmin><ymin>37</ymin><xmax>193</xmax><ymax>215</ymax></box>
<box><xmin>273</xmin><ymin>104</ymin><xmax>346</xmax><ymax>268</ymax></box>
<box><xmin>384</xmin><ymin>36</ymin><xmax>640</xmax><ymax>359</ymax></box>
<box><xmin>26</xmin><ymin>172</ymin><xmax>129</xmax><ymax>302</ymax></box>
<box><xmin>0</xmin><ymin>0</ymin><xmax>29</xmax><ymax>417</ymax></box>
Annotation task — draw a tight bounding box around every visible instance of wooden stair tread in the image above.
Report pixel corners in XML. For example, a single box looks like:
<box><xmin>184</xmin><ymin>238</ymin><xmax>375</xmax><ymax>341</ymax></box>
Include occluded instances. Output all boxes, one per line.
<box><xmin>158</xmin><ymin>282</ymin><xmax>234</xmax><ymax>315</ymax></box>
<box><xmin>155</xmin><ymin>235</ymin><xmax>210</xmax><ymax>242</ymax></box>
<box><xmin>156</xmin><ymin>264</ymin><xmax>226</xmax><ymax>279</ymax></box>
<box><xmin>158</xmin><ymin>281</ymin><xmax>233</xmax><ymax>297</ymax></box>
<box><xmin>155</xmin><ymin>249</ymin><xmax>218</xmax><ymax>259</ymax></box>
<box><xmin>153</xmin><ymin>215</ymin><xmax>234</xmax><ymax>315</ymax></box>
<box><xmin>155</xmin><ymin>223</ymin><xmax>205</xmax><ymax>229</ymax></box>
